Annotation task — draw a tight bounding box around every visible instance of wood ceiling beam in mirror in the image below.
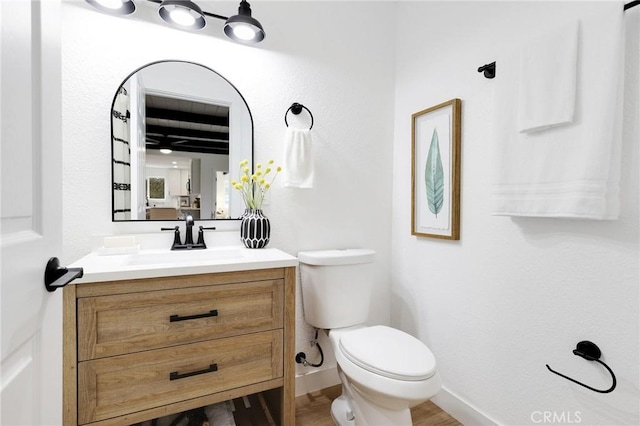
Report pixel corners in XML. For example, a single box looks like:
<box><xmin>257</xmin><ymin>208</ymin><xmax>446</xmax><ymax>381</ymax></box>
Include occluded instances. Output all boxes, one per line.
<box><xmin>145</xmin><ymin>94</ymin><xmax>230</xmax><ymax>155</ymax></box>
<box><xmin>146</xmin><ymin>108</ymin><xmax>230</xmax><ymax>127</ymax></box>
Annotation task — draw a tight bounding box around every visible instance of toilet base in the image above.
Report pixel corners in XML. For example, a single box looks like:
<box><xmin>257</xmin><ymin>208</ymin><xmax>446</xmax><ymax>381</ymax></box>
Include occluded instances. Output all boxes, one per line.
<box><xmin>335</xmin><ymin>368</ymin><xmax>414</xmax><ymax>426</ymax></box>
<box><xmin>331</xmin><ymin>394</ymin><xmax>355</xmax><ymax>426</ymax></box>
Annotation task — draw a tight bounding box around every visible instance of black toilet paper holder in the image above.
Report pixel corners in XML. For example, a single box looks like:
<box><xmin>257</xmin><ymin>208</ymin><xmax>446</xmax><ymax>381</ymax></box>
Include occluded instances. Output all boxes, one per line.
<box><xmin>546</xmin><ymin>341</ymin><xmax>616</xmax><ymax>394</ymax></box>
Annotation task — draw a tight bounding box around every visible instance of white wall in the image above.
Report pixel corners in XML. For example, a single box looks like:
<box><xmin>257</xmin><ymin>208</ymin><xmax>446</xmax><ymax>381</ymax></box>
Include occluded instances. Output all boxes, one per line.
<box><xmin>391</xmin><ymin>2</ymin><xmax>639</xmax><ymax>425</ymax></box>
<box><xmin>61</xmin><ymin>0</ymin><xmax>395</xmax><ymax>385</ymax></box>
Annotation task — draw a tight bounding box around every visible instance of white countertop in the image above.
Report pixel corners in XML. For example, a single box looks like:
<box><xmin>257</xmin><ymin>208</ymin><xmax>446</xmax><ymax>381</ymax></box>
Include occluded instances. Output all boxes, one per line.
<box><xmin>70</xmin><ymin>246</ymin><xmax>298</xmax><ymax>284</ymax></box>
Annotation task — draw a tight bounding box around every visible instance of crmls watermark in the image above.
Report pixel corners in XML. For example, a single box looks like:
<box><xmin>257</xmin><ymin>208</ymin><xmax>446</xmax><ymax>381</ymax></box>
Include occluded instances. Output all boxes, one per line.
<box><xmin>531</xmin><ymin>411</ymin><xmax>582</xmax><ymax>424</ymax></box>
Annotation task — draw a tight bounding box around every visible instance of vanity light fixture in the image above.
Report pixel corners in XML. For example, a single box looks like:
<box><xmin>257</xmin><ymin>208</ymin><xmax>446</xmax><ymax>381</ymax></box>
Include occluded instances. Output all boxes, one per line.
<box><xmin>84</xmin><ymin>0</ymin><xmax>265</xmax><ymax>44</ymax></box>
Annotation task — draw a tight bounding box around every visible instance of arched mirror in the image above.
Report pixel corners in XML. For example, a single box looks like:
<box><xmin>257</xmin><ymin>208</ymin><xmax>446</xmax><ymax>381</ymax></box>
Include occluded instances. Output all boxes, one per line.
<box><xmin>111</xmin><ymin>60</ymin><xmax>253</xmax><ymax>221</ymax></box>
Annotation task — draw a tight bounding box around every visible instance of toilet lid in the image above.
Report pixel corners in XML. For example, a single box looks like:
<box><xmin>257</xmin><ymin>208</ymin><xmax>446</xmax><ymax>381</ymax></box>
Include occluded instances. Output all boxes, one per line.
<box><xmin>338</xmin><ymin>326</ymin><xmax>436</xmax><ymax>381</ymax></box>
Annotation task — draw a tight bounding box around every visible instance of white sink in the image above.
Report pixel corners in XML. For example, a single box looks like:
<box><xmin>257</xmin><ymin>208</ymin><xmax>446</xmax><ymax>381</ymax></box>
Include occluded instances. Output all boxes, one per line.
<box><xmin>125</xmin><ymin>248</ymin><xmax>245</xmax><ymax>266</ymax></box>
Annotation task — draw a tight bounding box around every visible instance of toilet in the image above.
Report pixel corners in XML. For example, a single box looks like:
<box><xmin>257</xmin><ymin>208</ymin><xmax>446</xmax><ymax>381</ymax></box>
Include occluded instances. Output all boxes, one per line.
<box><xmin>298</xmin><ymin>249</ymin><xmax>441</xmax><ymax>426</ymax></box>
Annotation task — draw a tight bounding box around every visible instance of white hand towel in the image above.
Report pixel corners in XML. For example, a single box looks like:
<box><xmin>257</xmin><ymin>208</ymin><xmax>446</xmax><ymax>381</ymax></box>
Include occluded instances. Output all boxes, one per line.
<box><xmin>517</xmin><ymin>21</ymin><xmax>579</xmax><ymax>133</ymax></box>
<box><xmin>491</xmin><ymin>5</ymin><xmax>625</xmax><ymax>220</ymax></box>
<box><xmin>283</xmin><ymin>128</ymin><xmax>314</xmax><ymax>188</ymax></box>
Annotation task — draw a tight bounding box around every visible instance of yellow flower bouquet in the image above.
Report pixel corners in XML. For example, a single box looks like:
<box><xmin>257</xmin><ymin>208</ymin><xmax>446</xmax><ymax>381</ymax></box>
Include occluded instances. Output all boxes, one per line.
<box><xmin>231</xmin><ymin>159</ymin><xmax>282</xmax><ymax>210</ymax></box>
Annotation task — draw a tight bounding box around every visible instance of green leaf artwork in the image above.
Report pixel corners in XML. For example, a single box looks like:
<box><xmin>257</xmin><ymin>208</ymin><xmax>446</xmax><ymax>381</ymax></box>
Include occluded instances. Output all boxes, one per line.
<box><xmin>425</xmin><ymin>129</ymin><xmax>444</xmax><ymax>218</ymax></box>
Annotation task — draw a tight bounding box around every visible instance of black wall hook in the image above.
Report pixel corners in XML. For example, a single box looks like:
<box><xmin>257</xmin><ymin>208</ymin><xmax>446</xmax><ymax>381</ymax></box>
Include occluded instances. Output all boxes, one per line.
<box><xmin>285</xmin><ymin>102</ymin><xmax>314</xmax><ymax>130</ymax></box>
<box><xmin>477</xmin><ymin>62</ymin><xmax>496</xmax><ymax>79</ymax></box>
<box><xmin>546</xmin><ymin>341</ymin><xmax>617</xmax><ymax>394</ymax></box>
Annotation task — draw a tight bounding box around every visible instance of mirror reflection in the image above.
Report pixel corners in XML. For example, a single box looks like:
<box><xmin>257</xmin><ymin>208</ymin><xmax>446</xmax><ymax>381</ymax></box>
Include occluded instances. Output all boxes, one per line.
<box><xmin>111</xmin><ymin>61</ymin><xmax>253</xmax><ymax>221</ymax></box>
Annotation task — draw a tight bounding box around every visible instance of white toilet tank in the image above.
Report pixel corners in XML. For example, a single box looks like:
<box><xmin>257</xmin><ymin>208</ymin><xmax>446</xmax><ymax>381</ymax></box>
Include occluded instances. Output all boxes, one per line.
<box><xmin>298</xmin><ymin>249</ymin><xmax>375</xmax><ymax>329</ymax></box>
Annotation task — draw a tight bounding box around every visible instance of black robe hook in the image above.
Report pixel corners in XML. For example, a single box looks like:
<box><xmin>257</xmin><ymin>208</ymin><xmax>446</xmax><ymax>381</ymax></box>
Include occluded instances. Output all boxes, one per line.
<box><xmin>546</xmin><ymin>341</ymin><xmax>617</xmax><ymax>394</ymax></box>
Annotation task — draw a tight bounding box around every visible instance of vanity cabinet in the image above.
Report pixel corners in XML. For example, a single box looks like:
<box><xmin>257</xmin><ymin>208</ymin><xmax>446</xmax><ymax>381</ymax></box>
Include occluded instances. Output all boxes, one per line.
<box><xmin>63</xmin><ymin>267</ymin><xmax>295</xmax><ymax>426</ymax></box>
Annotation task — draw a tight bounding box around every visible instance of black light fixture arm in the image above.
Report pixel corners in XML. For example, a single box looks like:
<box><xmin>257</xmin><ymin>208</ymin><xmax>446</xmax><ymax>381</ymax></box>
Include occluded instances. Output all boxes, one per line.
<box><xmin>202</xmin><ymin>10</ymin><xmax>229</xmax><ymax>21</ymax></box>
<box><xmin>546</xmin><ymin>341</ymin><xmax>617</xmax><ymax>394</ymax></box>
<box><xmin>146</xmin><ymin>0</ymin><xmax>229</xmax><ymax>19</ymax></box>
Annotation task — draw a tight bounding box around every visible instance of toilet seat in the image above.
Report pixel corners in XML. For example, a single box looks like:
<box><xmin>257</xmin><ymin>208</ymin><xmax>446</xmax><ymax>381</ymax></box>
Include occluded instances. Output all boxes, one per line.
<box><xmin>338</xmin><ymin>326</ymin><xmax>436</xmax><ymax>381</ymax></box>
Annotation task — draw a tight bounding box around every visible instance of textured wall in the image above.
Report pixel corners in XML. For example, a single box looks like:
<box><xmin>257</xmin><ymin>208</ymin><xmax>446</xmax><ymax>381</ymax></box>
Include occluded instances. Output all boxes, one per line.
<box><xmin>391</xmin><ymin>2</ymin><xmax>639</xmax><ymax>425</ymax></box>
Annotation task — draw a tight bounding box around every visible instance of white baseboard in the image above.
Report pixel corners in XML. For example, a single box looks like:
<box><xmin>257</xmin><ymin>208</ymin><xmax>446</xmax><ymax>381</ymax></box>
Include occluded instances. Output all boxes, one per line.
<box><xmin>295</xmin><ymin>368</ymin><xmax>498</xmax><ymax>425</ymax></box>
<box><xmin>431</xmin><ymin>386</ymin><xmax>498</xmax><ymax>426</ymax></box>
<box><xmin>295</xmin><ymin>367</ymin><xmax>341</xmax><ymax>396</ymax></box>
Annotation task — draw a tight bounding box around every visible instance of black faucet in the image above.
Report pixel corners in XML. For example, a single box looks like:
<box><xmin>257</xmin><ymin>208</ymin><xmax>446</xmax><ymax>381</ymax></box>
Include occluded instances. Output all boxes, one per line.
<box><xmin>184</xmin><ymin>214</ymin><xmax>195</xmax><ymax>246</ymax></box>
<box><xmin>161</xmin><ymin>215</ymin><xmax>215</xmax><ymax>250</ymax></box>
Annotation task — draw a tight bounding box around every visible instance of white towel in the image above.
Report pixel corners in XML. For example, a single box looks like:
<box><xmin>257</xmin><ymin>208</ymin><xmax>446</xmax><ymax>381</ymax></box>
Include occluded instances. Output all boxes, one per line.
<box><xmin>283</xmin><ymin>128</ymin><xmax>314</xmax><ymax>188</ymax></box>
<box><xmin>490</xmin><ymin>5</ymin><xmax>625</xmax><ymax>219</ymax></box>
<box><xmin>517</xmin><ymin>21</ymin><xmax>579</xmax><ymax>133</ymax></box>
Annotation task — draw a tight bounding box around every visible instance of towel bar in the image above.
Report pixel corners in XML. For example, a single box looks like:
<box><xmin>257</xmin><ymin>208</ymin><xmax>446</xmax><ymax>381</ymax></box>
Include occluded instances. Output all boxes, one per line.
<box><xmin>285</xmin><ymin>102</ymin><xmax>314</xmax><ymax>130</ymax></box>
<box><xmin>478</xmin><ymin>2</ymin><xmax>635</xmax><ymax>80</ymax></box>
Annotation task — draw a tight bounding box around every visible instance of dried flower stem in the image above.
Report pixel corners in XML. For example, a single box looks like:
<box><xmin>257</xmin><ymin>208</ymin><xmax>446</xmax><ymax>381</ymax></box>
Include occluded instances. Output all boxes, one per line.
<box><xmin>231</xmin><ymin>159</ymin><xmax>282</xmax><ymax>210</ymax></box>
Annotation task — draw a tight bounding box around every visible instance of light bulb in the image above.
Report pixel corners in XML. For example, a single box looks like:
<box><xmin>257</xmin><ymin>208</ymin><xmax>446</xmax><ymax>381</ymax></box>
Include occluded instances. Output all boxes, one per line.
<box><xmin>160</xmin><ymin>148</ymin><xmax>172</xmax><ymax>154</ymax></box>
<box><xmin>232</xmin><ymin>24</ymin><xmax>257</xmax><ymax>41</ymax></box>
<box><xmin>94</xmin><ymin>0</ymin><xmax>124</xmax><ymax>10</ymax></box>
<box><xmin>169</xmin><ymin>7</ymin><xmax>196</xmax><ymax>26</ymax></box>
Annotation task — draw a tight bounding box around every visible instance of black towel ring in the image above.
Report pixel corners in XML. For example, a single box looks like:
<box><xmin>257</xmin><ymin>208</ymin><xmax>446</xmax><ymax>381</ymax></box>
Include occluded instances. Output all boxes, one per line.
<box><xmin>546</xmin><ymin>341</ymin><xmax>617</xmax><ymax>394</ymax></box>
<box><xmin>285</xmin><ymin>102</ymin><xmax>314</xmax><ymax>130</ymax></box>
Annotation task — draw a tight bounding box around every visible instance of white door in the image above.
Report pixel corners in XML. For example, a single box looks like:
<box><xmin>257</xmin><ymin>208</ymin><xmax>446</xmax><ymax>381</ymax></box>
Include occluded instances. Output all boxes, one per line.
<box><xmin>1</xmin><ymin>1</ymin><xmax>63</xmax><ymax>425</ymax></box>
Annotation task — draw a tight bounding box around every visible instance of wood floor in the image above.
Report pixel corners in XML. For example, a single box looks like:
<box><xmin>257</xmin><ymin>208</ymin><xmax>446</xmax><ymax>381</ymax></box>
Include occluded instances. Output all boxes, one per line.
<box><xmin>295</xmin><ymin>385</ymin><xmax>461</xmax><ymax>426</ymax></box>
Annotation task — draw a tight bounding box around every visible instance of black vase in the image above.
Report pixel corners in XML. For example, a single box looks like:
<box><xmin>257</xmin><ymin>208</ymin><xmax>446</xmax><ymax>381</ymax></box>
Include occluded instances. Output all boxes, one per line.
<box><xmin>240</xmin><ymin>209</ymin><xmax>270</xmax><ymax>249</ymax></box>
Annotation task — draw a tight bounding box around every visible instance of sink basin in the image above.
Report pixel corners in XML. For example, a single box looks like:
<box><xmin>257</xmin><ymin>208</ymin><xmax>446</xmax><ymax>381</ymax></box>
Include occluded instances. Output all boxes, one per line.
<box><xmin>125</xmin><ymin>248</ymin><xmax>245</xmax><ymax>266</ymax></box>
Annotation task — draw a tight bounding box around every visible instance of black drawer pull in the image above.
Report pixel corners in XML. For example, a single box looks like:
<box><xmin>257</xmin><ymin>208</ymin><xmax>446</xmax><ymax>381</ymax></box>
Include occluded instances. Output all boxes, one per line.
<box><xmin>170</xmin><ymin>363</ymin><xmax>218</xmax><ymax>381</ymax></box>
<box><xmin>169</xmin><ymin>309</ymin><xmax>218</xmax><ymax>322</ymax></box>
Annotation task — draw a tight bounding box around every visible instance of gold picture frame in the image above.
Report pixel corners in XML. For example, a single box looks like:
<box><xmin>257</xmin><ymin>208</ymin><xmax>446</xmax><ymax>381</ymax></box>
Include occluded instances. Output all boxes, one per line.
<box><xmin>411</xmin><ymin>98</ymin><xmax>461</xmax><ymax>240</ymax></box>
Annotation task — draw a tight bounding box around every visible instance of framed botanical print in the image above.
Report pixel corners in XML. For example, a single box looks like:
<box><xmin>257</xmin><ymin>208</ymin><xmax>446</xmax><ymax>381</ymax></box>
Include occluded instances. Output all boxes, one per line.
<box><xmin>411</xmin><ymin>98</ymin><xmax>461</xmax><ymax>240</ymax></box>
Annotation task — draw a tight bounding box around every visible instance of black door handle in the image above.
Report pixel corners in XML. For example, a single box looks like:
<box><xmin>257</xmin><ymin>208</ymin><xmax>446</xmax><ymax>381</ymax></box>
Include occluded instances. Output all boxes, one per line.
<box><xmin>44</xmin><ymin>257</ymin><xmax>83</xmax><ymax>292</ymax></box>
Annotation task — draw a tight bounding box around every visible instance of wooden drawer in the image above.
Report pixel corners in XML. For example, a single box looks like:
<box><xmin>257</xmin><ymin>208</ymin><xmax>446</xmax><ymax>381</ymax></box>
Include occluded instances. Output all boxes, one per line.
<box><xmin>78</xmin><ymin>280</ymin><xmax>283</xmax><ymax>360</ymax></box>
<box><xmin>78</xmin><ymin>330</ymin><xmax>283</xmax><ymax>424</ymax></box>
